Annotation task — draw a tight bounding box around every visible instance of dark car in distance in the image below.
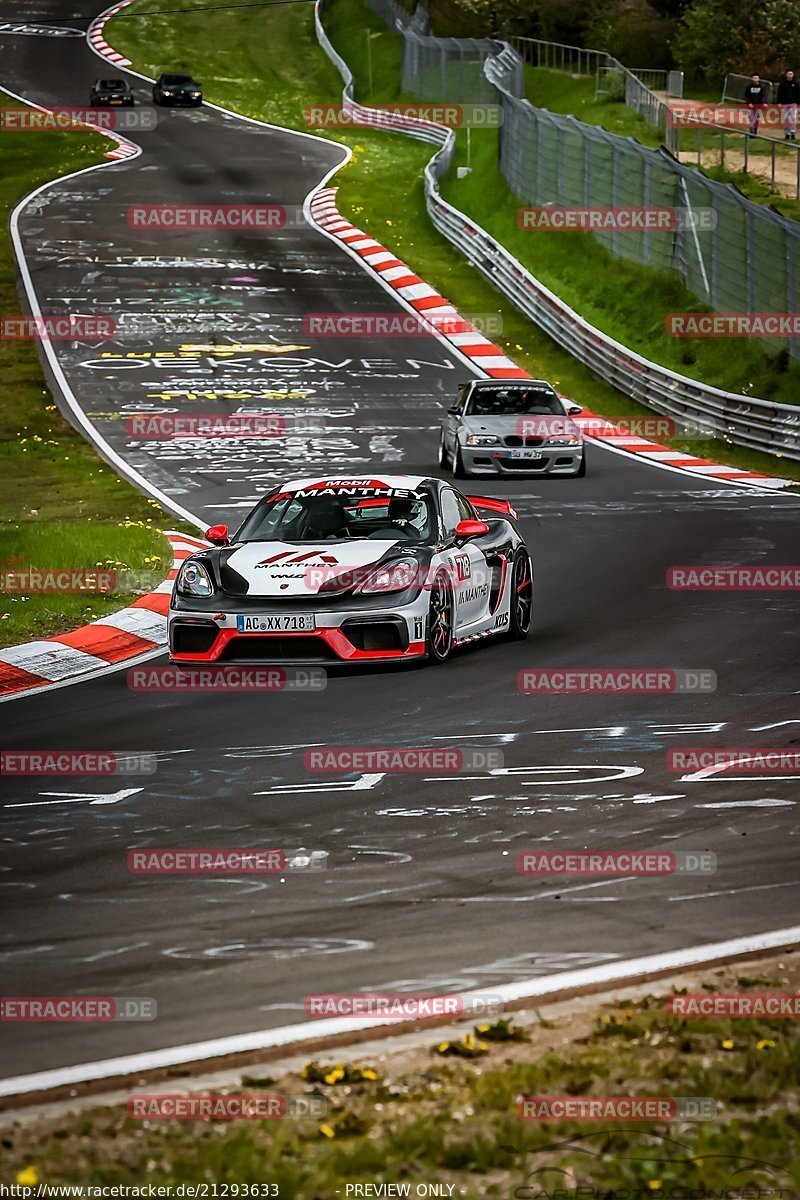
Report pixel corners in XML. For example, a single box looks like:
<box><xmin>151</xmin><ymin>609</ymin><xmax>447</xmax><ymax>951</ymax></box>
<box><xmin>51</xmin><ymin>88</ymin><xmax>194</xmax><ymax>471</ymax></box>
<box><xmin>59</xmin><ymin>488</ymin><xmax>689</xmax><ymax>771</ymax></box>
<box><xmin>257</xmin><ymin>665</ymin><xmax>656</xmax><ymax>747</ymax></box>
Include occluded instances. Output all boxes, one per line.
<box><xmin>89</xmin><ymin>78</ymin><xmax>134</xmax><ymax>106</ymax></box>
<box><xmin>152</xmin><ymin>73</ymin><xmax>202</xmax><ymax>107</ymax></box>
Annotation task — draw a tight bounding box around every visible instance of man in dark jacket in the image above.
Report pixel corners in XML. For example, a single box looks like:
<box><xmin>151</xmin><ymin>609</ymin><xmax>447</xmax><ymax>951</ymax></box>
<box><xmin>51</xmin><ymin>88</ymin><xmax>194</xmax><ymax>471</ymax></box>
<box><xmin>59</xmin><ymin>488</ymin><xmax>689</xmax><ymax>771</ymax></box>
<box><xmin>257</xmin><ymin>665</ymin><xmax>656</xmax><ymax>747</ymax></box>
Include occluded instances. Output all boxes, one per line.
<box><xmin>777</xmin><ymin>70</ymin><xmax>800</xmax><ymax>139</ymax></box>
<box><xmin>744</xmin><ymin>74</ymin><xmax>767</xmax><ymax>135</ymax></box>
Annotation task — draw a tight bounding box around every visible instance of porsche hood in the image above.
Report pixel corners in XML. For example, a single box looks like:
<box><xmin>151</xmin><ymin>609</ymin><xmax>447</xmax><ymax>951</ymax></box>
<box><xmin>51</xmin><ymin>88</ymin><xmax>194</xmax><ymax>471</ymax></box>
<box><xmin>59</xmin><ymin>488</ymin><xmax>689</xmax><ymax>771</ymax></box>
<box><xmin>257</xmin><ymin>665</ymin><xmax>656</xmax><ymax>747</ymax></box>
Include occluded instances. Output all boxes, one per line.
<box><xmin>218</xmin><ymin>540</ymin><xmax>403</xmax><ymax>598</ymax></box>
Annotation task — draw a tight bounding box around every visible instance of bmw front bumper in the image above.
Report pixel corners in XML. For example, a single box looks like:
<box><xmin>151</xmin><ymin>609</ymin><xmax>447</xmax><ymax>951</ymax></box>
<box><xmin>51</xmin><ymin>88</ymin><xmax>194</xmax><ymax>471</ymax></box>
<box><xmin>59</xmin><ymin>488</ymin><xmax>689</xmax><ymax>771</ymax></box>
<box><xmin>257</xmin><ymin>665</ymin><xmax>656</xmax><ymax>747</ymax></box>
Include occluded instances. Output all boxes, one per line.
<box><xmin>461</xmin><ymin>444</ymin><xmax>584</xmax><ymax>475</ymax></box>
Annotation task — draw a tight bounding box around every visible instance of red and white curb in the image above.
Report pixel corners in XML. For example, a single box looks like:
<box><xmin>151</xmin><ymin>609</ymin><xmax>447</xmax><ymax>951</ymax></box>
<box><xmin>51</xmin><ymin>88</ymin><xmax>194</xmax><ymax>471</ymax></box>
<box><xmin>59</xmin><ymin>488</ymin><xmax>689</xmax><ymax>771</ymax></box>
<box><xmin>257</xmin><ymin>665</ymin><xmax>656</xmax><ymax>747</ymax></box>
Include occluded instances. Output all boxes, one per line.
<box><xmin>0</xmin><ymin>532</ymin><xmax>206</xmax><ymax>700</ymax></box>
<box><xmin>87</xmin><ymin>0</ymin><xmax>132</xmax><ymax>66</ymax></box>
<box><xmin>309</xmin><ymin>188</ymin><xmax>792</xmax><ymax>490</ymax></box>
<box><xmin>310</xmin><ymin>188</ymin><xmax>528</xmax><ymax>380</ymax></box>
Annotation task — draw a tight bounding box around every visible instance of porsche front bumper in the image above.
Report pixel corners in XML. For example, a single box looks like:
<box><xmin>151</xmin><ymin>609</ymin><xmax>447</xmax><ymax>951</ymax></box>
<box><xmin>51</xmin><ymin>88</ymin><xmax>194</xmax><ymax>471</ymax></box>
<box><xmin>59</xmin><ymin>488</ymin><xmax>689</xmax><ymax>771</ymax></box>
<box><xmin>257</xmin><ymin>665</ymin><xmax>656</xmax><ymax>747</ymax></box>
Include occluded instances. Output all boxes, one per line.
<box><xmin>168</xmin><ymin>595</ymin><xmax>429</xmax><ymax>664</ymax></box>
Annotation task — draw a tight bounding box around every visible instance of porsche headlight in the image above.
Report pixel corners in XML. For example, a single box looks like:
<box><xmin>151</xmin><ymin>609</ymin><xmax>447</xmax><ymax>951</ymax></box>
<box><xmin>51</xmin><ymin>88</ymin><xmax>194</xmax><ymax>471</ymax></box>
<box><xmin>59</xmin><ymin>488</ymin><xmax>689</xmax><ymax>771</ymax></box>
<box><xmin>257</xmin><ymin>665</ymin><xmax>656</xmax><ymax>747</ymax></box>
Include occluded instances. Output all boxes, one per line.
<box><xmin>355</xmin><ymin>558</ymin><xmax>420</xmax><ymax>595</ymax></box>
<box><xmin>465</xmin><ymin>435</ymin><xmax>499</xmax><ymax>446</ymax></box>
<box><xmin>176</xmin><ymin>560</ymin><xmax>213</xmax><ymax>597</ymax></box>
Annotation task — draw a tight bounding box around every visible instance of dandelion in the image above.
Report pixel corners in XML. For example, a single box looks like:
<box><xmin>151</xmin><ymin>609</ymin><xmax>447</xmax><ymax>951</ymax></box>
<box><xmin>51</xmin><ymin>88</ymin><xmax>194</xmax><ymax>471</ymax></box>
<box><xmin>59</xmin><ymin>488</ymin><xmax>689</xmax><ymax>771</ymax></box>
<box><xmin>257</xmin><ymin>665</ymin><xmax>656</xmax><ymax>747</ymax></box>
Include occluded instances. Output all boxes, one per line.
<box><xmin>319</xmin><ymin>1124</ymin><xmax>335</xmax><ymax>1138</ymax></box>
<box><xmin>756</xmin><ymin>1039</ymin><xmax>776</xmax><ymax>1050</ymax></box>
<box><xmin>721</xmin><ymin>1038</ymin><xmax>735</xmax><ymax>1050</ymax></box>
<box><xmin>16</xmin><ymin>1169</ymin><xmax>38</xmax><ymax>1187</ymax></box>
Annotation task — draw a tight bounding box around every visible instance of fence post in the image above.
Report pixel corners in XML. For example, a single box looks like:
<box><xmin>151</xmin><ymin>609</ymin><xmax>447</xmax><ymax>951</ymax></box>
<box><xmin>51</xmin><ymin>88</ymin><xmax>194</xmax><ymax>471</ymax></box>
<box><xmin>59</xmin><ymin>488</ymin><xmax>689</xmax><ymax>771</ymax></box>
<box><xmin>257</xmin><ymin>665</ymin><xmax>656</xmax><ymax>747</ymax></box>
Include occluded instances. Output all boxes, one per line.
<box><xmin>788</xmin><ymin>231</ymin><xmax>798</xmax><ymax>359</ymax></box>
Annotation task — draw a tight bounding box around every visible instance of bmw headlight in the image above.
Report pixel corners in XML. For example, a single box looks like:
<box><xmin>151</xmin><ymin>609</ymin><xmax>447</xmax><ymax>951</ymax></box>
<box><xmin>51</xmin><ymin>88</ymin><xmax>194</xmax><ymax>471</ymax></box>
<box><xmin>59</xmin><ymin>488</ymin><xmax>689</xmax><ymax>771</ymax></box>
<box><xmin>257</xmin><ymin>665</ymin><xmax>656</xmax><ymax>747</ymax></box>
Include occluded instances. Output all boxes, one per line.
<box><xmin>162</xmin><ymin>90</ymin><xmax>173</xmax><ymax>96</ymax></box>
<box><xmin>465</xmin><ymin>435</ymin><xmax>499</xmax><ymax>446</ymax></box>
<box><xmin>176</xmin><ymin>559</ymin><xmax>214</xmax><ymax>597</ymax></box>
<box><xmin>545</xmin><ymin>434</ymin><xmax>582</xmax><ymax>446</ymax></box>
<box><xmin>191</xmin><ymin>91</ymin><xmax>201</xmax><ymax>97</ymax></box>
<box><xmin>355</xmin><ymin>557</ymin><xmax>420</xmax><ymax>595</ymax></box>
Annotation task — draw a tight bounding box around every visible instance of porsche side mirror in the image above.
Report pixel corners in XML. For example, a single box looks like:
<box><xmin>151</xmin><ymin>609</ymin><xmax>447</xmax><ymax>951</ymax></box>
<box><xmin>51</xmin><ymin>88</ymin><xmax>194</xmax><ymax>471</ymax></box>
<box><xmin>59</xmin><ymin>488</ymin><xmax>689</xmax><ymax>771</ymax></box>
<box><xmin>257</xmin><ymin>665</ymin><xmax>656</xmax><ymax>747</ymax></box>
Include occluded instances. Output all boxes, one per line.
<box><xmin>204</xmin><ymin>523</ymin><xmax>230</xmax><ymax>545</ymax></box>
<box><xmin>454</xmin><ymin>518</ymin><xmax>489</xmax><ymax>542</ymax></box>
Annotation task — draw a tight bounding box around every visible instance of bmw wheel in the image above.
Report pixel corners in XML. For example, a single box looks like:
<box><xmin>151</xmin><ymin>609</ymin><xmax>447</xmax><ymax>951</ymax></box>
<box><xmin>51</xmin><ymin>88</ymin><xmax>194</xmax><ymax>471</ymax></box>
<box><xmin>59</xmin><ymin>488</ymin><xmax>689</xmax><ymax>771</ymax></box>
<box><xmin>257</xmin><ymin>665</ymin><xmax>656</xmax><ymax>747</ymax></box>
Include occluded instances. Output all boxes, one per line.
<box><xmin>453</xmin><ymin>445</ymin><xmax>467</xmax><ymax>479</ymax></box>
<box><xmin>437</xmin><ymin>430</ymin><xmax>449</xmax><ymax>469</ymax></box>
<box><xmin>575</xmin><ymin>449</ymin><xmax>586</xmax><ymax>477</ymax></box>
<box><xmin>426</xmin><ymin>573</ymin><xmax>454</xmax><ymax>663</ymax></box>
<box><xmin>507</xmin><ymin>550</ymin><xmax>533</xmax><ymax>640</ymax></box>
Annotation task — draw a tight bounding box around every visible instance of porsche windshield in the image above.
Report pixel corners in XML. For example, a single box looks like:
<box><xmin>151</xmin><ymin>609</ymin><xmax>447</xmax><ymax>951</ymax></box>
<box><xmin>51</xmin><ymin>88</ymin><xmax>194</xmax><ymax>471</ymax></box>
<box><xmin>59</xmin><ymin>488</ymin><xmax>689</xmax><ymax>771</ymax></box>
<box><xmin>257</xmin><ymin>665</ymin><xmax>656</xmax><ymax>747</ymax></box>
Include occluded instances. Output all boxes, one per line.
<box><xmin>466</xmin><ymin>386</ymin><xmax>562</xmax><ymax>415</ymax></box>
<box><xmin>237</xmin><ymin>489</ymin><xmax>435</xmax><ymax>544</ymax></box>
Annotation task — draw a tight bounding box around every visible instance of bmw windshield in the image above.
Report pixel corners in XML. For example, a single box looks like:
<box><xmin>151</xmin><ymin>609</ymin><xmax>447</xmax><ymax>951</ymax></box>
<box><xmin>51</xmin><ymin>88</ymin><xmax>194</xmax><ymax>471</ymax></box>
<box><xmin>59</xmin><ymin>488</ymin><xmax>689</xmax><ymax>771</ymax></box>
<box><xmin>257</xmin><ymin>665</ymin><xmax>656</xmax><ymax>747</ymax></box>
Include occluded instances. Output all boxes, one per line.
<box><xmin>466</xmin><ymin>386</ymin><xmax>563</xmax><ymax>415</ymax></box>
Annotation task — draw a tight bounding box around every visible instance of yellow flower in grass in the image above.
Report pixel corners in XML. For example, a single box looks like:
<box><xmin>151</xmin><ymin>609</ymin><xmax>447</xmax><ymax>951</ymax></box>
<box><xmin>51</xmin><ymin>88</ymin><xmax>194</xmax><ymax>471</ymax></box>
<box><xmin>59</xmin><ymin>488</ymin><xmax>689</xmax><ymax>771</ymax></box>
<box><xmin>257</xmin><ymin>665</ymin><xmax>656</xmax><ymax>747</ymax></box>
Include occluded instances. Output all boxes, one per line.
<box><xmin>17</xmin><ymin>1168</ymin><xmax>39</xmax><ymax>1187</ymax></box>
<box><xmin>360</xmin><ymin>1068</ymin><xmax>378</xmax><ymax>1080</ymax></box>
<box><xmin>319</xmin><ymin>1124</ymin><xmax>335</xmax><ymax>1138</ymax></box>
<box><xmin>646</xmin><ymin>1183</ymin><xmax>662</xmax><ymax>1192</ymax></box>
<box><xmin>756</xmin><ymin>1039</ymin><xmax>776</xmax><ymax>1050</ymax></box>
<box><xmin>721</xmin><ymin>1038</ymin><xmax>735</xmax><ymax>1050</ymax></box>
<box><xmin>324</xmin><ymin>1065</ymin><xmax>345</xmax><ymax>1084</ymax></box>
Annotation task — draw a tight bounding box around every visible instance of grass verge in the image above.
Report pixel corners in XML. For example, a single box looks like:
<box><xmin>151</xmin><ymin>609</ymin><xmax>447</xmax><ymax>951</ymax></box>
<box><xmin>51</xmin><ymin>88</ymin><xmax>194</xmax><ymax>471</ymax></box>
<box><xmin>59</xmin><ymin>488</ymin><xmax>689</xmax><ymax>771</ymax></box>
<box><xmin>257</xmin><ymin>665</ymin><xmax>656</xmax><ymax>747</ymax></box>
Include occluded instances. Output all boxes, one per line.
<box><xmin>2</xmin><ymin>959</ymin><xmax>798</xmax><ymax>1192</ymax></box>
<box><xmin>0</xmin><ymin>96</ymin><xmax>188</xmax><ymax>648</ymax></box>
<box><xmin>105</xmin><ymin>0</ymin><xmax>800</xmax><ymax>482</ymax></box>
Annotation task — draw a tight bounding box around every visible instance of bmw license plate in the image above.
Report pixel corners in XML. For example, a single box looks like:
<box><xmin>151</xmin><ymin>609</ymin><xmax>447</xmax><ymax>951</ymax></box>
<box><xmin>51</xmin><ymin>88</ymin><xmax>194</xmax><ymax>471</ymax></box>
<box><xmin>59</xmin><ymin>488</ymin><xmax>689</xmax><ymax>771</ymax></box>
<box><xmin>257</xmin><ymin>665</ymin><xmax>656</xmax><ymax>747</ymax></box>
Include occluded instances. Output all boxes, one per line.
<box><xmin>111</xmin><ymin>99</ymin><xmax>122</xmax><ymax>104</ymax></box>
<box><xmin>236</xmin><ymin>614</ymin><xmax>316</xmax><ymax>633</ymax></box>
<box><xmin>510</xmin><ymin>449</ymin><xmax>545</xmax><ymax>461</ymax></box>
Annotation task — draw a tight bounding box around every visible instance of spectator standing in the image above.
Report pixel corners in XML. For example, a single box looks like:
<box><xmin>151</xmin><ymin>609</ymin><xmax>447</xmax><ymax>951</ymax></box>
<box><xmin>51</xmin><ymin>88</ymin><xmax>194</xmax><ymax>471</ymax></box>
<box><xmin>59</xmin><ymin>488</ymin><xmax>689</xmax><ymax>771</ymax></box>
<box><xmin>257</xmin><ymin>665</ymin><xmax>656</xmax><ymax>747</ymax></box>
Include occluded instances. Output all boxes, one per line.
<box><xmin>777</xmin><ymin>69</ymin><xmax>800</xmax><ymax>140</ymax></box>
<box><xmin>744</xmin><ymin>73</ymin><xmax>767</xmax><ymax>136</ymax></box>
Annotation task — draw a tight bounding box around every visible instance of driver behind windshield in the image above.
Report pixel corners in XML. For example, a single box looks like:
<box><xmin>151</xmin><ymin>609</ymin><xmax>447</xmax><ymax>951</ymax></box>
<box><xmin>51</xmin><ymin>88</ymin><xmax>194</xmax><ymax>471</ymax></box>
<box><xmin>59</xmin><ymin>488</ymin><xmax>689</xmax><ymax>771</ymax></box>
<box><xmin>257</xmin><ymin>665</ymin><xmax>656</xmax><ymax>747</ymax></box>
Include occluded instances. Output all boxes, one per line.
<box><xmin>237</xmin><ymin>489</ymin><xmax>434</xmax><ymax>544</ymax></box>
<box><xmin>467</xmin><ymin>387</ymin><xmax>561</xmax><ymax>415</ymax></box>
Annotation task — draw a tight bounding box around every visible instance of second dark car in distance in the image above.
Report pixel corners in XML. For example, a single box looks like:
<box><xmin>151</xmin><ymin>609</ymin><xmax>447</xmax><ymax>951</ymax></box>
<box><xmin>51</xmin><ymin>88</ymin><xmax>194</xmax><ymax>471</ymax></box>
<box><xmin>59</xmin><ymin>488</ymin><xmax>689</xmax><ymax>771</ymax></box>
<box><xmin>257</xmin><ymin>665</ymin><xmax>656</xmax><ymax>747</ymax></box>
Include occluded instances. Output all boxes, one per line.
<box><xmin>152</xmin><ymin>73</ymin><xmax>203</xmax><ymax>107</ymax></box>
<box><xmin>89</xmin><ymin>78</ymin><xmax>134</xmax><ymax>106</ymax></box>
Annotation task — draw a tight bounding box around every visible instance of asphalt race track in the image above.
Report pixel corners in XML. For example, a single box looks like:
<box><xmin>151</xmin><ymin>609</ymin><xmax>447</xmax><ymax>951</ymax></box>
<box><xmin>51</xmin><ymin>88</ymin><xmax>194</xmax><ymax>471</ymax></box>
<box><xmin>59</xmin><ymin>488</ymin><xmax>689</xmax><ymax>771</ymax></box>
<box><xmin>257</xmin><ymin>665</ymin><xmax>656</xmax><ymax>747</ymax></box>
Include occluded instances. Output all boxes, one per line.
<box><xmin>1</xmin><ymin>1</ymin><xmax>799</xmax><ymax>1082</ymax></box>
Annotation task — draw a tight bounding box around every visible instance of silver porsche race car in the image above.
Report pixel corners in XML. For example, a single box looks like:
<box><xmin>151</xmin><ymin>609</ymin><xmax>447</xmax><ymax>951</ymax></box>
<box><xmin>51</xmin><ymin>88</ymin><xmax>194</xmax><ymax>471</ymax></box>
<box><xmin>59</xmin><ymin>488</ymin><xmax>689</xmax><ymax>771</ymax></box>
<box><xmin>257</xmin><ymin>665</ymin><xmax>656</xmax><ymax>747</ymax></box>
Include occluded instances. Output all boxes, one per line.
<box><xmin>439</xmin><ymin>378</ymin><xmax>586</xmax><ymax>478</ymax></box>
<box><xmin>168</xmin><ymin>474</ymin><xmax>533</xmax><ymax>665</ymax></box>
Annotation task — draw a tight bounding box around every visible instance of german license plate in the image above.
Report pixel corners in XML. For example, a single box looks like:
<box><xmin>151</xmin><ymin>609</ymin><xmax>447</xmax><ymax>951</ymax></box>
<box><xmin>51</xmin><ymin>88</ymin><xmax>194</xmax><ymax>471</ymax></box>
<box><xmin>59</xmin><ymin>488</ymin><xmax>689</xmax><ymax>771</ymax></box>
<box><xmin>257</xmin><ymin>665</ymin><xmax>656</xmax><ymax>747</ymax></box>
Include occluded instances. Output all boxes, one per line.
<box><xmin>510</xmin><ymin>449</ymin><xmax>545</xmax><ymax>461</ymax></box>
<box><xmin>236</xmin><ymin>614</ymin><xmax>316</xmax><ymax>633</ymax></box>
<box><xmin>110</xmin><ymin>99</ymin><xmax>122</xmax><ymax>104</ymax></box>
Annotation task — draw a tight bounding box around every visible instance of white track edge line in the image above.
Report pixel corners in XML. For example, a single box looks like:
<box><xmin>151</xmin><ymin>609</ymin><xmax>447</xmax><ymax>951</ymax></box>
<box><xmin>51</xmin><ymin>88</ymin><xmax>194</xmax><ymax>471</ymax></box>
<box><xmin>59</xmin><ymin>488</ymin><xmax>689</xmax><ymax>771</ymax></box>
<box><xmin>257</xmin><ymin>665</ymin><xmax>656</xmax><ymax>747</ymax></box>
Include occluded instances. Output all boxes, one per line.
<box><xmin>1</xmin><ymin>925</ymin><xmax>797</xmax><ymax>1097</ymax></box>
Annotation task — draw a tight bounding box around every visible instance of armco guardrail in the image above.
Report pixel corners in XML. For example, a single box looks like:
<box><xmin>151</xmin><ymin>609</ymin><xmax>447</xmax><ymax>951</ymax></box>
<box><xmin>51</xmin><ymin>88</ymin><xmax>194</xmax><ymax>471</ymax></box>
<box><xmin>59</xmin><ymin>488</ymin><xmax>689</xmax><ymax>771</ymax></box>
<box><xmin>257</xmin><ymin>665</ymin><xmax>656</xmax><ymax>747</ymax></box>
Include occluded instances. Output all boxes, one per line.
<box><xmin>314</xmin><ymin>0</ymin><xmax>800</xmax><ymax>463</ymax></box>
